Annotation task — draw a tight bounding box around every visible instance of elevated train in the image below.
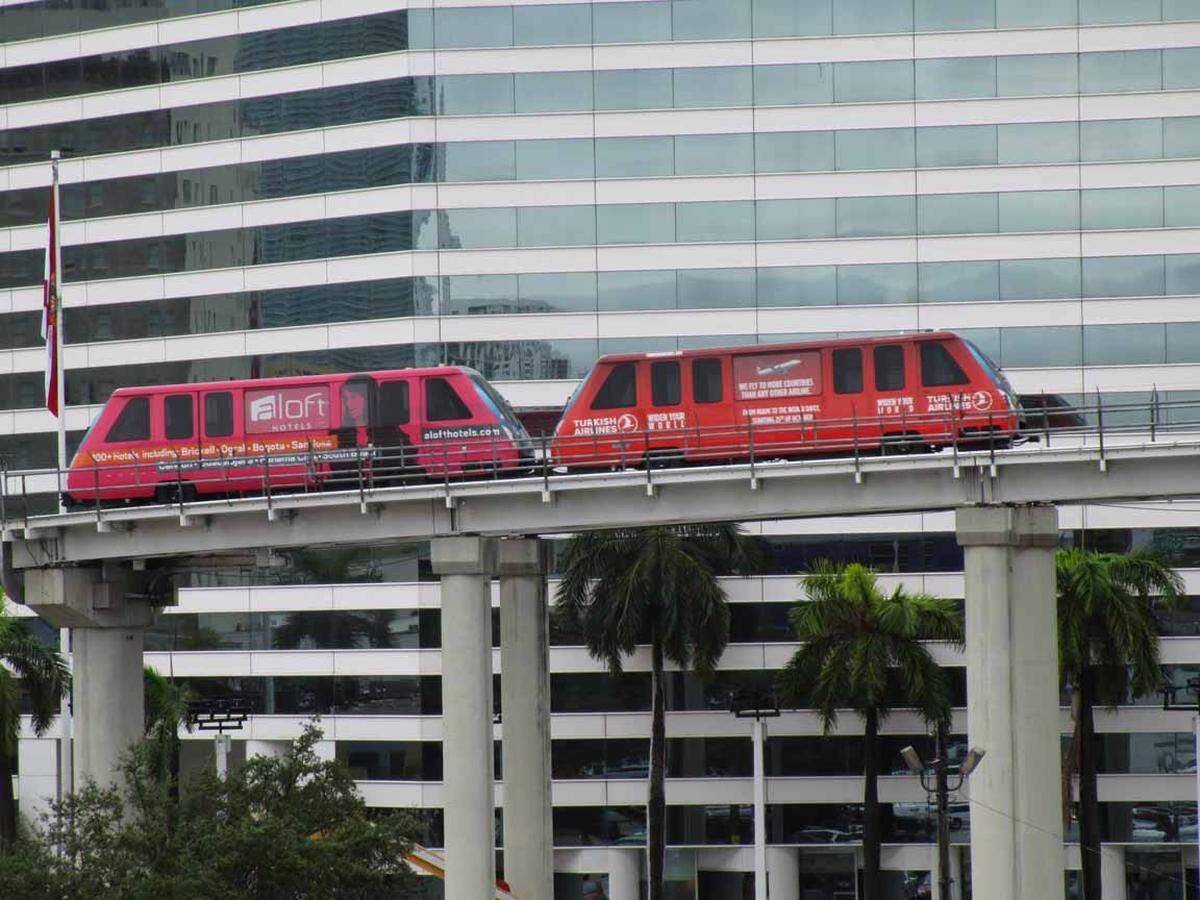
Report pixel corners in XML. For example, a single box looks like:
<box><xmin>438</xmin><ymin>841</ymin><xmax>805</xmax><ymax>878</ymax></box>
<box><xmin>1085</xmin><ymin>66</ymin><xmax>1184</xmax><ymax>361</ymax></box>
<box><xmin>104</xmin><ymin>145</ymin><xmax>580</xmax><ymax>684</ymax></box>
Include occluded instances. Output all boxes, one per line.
<box><xmin>62</xmin><ymin>331</ymin><xmax>1021</xmax><ymax>506</ymax></box>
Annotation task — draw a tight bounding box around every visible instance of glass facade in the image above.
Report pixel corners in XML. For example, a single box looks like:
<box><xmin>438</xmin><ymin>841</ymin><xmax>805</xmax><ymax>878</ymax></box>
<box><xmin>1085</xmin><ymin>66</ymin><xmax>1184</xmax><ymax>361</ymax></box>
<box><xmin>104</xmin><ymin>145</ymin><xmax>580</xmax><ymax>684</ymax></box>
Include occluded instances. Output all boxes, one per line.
<box><xmin>6</xmin><ymin>1</ymin><xmax>1200</xmax><ymax>890</ymax></box>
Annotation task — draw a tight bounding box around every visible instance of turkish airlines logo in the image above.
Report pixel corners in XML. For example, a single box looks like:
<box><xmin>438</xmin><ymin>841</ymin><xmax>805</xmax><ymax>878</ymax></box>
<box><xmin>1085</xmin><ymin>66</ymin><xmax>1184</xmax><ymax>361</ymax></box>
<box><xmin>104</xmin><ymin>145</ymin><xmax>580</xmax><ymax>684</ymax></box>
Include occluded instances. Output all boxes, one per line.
<box><xmin>971</xmin><ymin>391</ymin><xmax>993</xmax><ymax>411</ymax></box>
<box><xmin>617</xmin><ymin>413</ymin><xmax>639</xmax><ymax>432</ymax></box>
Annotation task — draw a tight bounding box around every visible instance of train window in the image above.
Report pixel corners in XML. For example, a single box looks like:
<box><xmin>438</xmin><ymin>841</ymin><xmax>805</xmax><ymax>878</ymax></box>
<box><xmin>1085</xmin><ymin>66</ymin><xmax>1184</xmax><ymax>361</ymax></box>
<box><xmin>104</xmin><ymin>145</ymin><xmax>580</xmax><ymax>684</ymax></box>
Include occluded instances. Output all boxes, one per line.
<box><xmin>920</xmin><ymin>342</ymin><xmax>970</xmax><ymax>387</ymax></box>
<box><xmin>164</xmin><ymin>394</ymin><xmax>194</xmax><ymax>440</ymax></box>
<box><xmin>832</xmin><ymin>348</ymin><xmax>863</xmax><ymax>394</ymax></box>
<box><xmin>591</xmin><ymin>363</ymin><xmax>637</xmax><ymax>409</ymax></box>
<box><xmin>106</xmin><ymin>396</ymin><xmax>149</xmax><ymax>442</ymax></box>
<box><xmin>874</xmin><ymin>345</ymin><xmax>906</xmax><ymax>391</ymax></box>
<box><xmin>379</xmin><ymin>380</ymin><xmax>410</xmax><ymax>426</ymax></box>
<box><xmin>205</xmin><ymin>392</ymin><xmax>234</xmax><ymax>438</ymax></box>
<box><xmin>426</xmin><ymin>378</ymin><xmax>471</xmax><ymax>421</ymax></box>
<box><xmin>651</xmin><ymin>361</ymin><xmax>681</xmax><ymax>406</ymax></box>
<box><xmin>692</xmin><ymin>358</ymin><xmax>723</xmax><ymax>404</ymax></box>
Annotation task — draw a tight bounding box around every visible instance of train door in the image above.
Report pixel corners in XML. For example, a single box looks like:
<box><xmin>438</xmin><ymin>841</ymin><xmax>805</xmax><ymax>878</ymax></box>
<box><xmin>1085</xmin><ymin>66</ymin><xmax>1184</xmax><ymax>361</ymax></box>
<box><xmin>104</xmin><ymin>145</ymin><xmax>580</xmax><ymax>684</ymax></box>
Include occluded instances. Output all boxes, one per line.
<box><xmin>645</xmin><ymin>358</ymin><xmax>690</xmax><ymax>465</ymax></box>
<box><xmin>684</xmin><ymin>355</ymin><xmax>731</xmax><ymax>462</ymax></box>
<box><xmin>371</xmin><ymin>376</ymin><xmax>418</xmax><ymax>480</ymax></box>
<box><xmin>160</xmin><ymin>392</ymin><xmax>200</xmax><ymax>494</ymax></box>
<box><xmin>828</xmin><ymin>346</ymin><xmax>867</xmax><ymax>449</ymax></box>
<box><xmin>418</xmin><ymin>374</ymin><xmax>484</xmax><ymax>477</ymax></box>
<box><xmin>200</xmin><ymin>389</ymin><xmax>248</xmax><ymax>493</ymax></box>
<box><xmin>868</xmin><ymin>342</ymin><xmax>916</xmax><ymax>448</ymax></box>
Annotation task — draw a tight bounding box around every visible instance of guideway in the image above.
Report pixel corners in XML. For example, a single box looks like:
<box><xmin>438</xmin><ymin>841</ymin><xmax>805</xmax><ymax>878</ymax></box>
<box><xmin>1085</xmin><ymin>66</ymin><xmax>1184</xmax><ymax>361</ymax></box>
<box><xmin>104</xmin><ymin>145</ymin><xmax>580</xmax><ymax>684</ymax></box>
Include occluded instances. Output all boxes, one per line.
<box><xmin>4</xmin><ymin>504</ymin><xmax>1065</xmax><ymax>898</ymax></box>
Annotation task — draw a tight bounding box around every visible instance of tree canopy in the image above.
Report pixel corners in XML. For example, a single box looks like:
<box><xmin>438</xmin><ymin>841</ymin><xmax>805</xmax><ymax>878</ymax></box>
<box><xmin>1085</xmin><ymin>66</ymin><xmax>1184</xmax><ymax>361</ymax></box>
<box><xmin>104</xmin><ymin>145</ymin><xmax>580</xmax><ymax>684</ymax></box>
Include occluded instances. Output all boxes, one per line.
<box><xmin>0</xmin><ymin>723</ymin><xmax>421</xmax><ymax>899</ymax></box>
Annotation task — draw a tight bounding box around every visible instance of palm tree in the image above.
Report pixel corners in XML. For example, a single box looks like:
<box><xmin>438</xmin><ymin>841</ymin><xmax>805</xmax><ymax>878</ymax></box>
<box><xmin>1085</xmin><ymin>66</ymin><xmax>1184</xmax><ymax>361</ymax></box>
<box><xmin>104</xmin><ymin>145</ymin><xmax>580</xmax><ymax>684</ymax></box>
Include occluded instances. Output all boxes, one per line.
<box><xmin>0</xmin><ymin>603</ymin><xmax>70</xmax><ymax>846</ymax></box>
<box><xmin>777</xmin><ymin>561</ymin><xmax>962</xmax><ymax>900</ymax></box>
<box><xmin>143</xmin><ymin>667</ymin><xmax>192</xmax><ymax>805</ymax></box>
<box><xmin>555</xmin><ymin>524</ymin><xmax>757</xmax><ymax>900</ymax></box>
<box><xmin>1057</xmin><ymin>548</ymin><xmax>1182</xmax><ymax>900</ymax></box>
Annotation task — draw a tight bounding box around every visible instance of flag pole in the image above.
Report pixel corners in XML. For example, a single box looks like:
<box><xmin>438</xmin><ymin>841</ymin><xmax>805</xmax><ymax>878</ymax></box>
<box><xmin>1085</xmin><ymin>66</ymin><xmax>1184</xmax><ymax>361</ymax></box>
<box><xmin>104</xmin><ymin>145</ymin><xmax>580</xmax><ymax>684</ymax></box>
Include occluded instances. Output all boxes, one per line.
<box><xmin>49</xmin><ymin>150</ymin><xmax>66</xmax><ymax>511</ymax></box>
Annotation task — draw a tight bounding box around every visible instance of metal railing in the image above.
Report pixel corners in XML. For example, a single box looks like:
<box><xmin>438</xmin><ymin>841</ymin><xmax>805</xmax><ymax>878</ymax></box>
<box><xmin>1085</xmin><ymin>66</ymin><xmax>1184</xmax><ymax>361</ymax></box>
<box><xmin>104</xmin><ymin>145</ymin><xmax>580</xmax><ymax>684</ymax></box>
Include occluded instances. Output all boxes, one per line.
<box><xmin>1</xmin><ymin>393</ymin><xmax>1198</xmax><ymax>531</ymax></box>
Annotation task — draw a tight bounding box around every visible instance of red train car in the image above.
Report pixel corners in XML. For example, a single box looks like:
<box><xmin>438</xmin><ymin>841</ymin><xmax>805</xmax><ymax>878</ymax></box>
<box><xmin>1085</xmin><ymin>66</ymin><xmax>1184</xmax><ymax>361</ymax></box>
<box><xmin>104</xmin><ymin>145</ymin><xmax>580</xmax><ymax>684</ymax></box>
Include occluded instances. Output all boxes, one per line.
<box><xmin>65</xmin><ymin>366</ymin><xmax>531</xmax><ymax>506</ymax></box>
<box><xmin>550</xmin><ymin>332</ymin><xmax>1020</xmax><ymax>469</ymax></box>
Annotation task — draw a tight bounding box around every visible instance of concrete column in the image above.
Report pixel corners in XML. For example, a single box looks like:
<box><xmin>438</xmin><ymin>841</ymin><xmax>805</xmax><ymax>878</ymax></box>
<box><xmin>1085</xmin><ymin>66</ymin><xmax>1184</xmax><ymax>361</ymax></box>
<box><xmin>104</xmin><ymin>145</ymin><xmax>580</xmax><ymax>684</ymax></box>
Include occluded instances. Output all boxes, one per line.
<box><xmin>608</xmin><ymin>846</ymin><xmax>641</xmax><ymax>900</ymax></box>
<box><xmin>16</xmin><ymin>737</ymin><xmax>59</xmax><ymax>829</ymax></box>
<box><xmin>72</xmin><ymin>627</ymin><xmax>145</xmax><ymax>788</ymax></box>
<box><xmin>766</xmin><ymin>846</ymin><xmax>800</xmax><ymax>900</ymax></box>
<box><xmin>23</xmin><ymin>565</ymin><xmax>157</xmax><ymax>793</ymax></box>
<box><xmin>955</xmin><ymin>505</ymin><xmax>1062</xmax><ymax>900</ymax></box>
<box><xmin>498</xmin><ymin>538</ymin><xmax>553</xmax><ymax>900</ymax></box>
<box><xmin>431</xmin><ymin>536</ymin><xmax>498</xmax><ymax>900</ymax></box>
<box><xmin>1100</xmin><ymin>845</ymin><xmax>1127</xmax><ymax>900</ymax></box>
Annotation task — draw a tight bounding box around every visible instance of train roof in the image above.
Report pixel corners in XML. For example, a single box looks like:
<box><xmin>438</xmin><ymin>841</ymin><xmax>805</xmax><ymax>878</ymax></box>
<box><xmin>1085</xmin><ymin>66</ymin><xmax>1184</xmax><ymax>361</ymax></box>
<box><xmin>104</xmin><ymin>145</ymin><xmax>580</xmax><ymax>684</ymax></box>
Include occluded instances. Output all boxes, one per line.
<box><xmin>592</xmin><ymin>331</ymin><xmax>964</xmax><ymax>365</ymax></box>
<box><xmin>107</xmin><ymin>366</ymin><xmax>478</xmax><ymax>398</ymax></box>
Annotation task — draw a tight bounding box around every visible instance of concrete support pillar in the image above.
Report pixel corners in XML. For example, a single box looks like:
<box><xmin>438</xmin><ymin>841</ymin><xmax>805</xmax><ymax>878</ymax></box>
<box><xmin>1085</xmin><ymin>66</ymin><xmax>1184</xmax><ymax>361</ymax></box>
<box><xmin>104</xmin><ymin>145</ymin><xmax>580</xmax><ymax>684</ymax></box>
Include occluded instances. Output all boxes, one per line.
<box><xmin>608</xmin><ymin>846</ymin><xmax>641</xmax><ymax>900</ymax></box>
<box><xmin>23</xmin><ymin>565</ymin><xmax>158</xmax><ymax>793</ymax></box>
<box><xmin>498</xmin><ymin>538</ymin><xmax>553</xmax><ymax>900</ymax></box>
<box><xmin>955</xmin><ymin>505</ymin><xmax>1062</xmax><ymax>900</ymax></box>
<box><xmin>72</xmin><ymin>627</ymin><xmax>145</xmax><ymax>788</ymax></box>
<box><xmin>766</xmin><ymin>846</ymin><xmax>800</xmax><ymax>900</ymax></box>
<box><xmin>431</xmin><ymin>536</ymin><xmax>498</xmax><ymax>900</ymax></box>
<box><xmin>932</xmin><ymin>845</ymin><xmax>963</xmax><ymax>900</ymax></box>
<box><xmin>1100</xmin><ymin>845</ymin><xmax>1127</xmax><ymax>900</ymax></box>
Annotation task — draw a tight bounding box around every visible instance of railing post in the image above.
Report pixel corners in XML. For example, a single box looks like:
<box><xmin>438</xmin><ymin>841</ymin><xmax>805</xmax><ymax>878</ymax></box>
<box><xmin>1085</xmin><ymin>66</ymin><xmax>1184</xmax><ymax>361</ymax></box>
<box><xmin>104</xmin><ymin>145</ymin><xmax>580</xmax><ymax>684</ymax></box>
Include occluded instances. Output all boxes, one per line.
<box><xmin>541</xmin><ymin>434</ymin><xmax>552</xmax><ymax>503</ymax></box>
<box><xmin>988</xmin><ymin>411</ymin><xmax>997</xmax><ymax>477</ymax></box>
<box><xmin>1150</xmin><ymin>385</ymin><xmax>1159</xmax><ymax>442</ymax></box>
<box><xmin>0</xmin><ymin>459</ymin><xmax>8</xmax><ymax>527</ymax></box>
<box><xmin>851</xmin><ymin>404</ymin><xmax>862</xmax><ymax>485</ymax></box>
<box><xmin>747</xmin><ymin>415</ymin><xmax>758</xmax><ymax>490</ymax></box>
<box><xmin>175</xmin><ymin>448</ymin><xmax>185</xmax><ymax>515</ymax></box>
<box><xmin>1096</xmin><ymin>389</ymin><xmax>1107</xmax><ymax>472</ymax></box>
<box><xmin>1041</xmin><ymin>389</ymin><xmax>1050</xmax><ymax>448</ymax></box>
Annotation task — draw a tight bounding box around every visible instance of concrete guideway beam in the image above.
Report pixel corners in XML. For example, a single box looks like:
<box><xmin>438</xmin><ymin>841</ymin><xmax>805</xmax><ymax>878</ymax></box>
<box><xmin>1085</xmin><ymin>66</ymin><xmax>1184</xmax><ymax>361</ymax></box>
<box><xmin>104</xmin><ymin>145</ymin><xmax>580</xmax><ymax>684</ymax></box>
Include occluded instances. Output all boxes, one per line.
<box><xmin>10</xmin><ymin>439</ymin><xmax>1200</xmax><ymax>566</ymax></box>
<box><xmin>431</xmin><ymin>536</ymin><xmax>498</xmax><ymax>900</ymax></box>
<box><xmin>498</xmin><ymin>537</ymin><xmax>553</xmax><ymax>900</ymax></box>
<box><xmin>956</xmin><ymin>504</ymin><xmax>1063</xmax><ymax>900</ymax></box>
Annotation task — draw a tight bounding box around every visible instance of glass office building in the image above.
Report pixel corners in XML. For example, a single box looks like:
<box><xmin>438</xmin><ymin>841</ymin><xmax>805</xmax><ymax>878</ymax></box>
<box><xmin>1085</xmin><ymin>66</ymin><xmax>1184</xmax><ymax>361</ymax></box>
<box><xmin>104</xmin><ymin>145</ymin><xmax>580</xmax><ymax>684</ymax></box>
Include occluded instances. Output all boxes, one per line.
<box><xmin>3</xmin><ymin>0</ymin><xmax>1200</xmax><ymax>895</ymax></box>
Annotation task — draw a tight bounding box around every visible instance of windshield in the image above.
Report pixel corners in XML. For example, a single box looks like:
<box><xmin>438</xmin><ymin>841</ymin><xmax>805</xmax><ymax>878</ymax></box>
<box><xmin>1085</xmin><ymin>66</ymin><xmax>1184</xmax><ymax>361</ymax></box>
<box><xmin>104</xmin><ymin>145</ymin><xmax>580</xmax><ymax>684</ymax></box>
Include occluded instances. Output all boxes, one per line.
<box><xmin>468</xmin><ymin>372</ymin><xmax>529</xmax><ymax>438</ymax></box>
<box><xmin>70</xmin><ymin>408</ymin><xmax>105</xmax><ymax>466</ymax></box>
<box><xmin>964</xmin><ymin>340</ymin><xmax>1013</xmax><ymax>394</ymax></box>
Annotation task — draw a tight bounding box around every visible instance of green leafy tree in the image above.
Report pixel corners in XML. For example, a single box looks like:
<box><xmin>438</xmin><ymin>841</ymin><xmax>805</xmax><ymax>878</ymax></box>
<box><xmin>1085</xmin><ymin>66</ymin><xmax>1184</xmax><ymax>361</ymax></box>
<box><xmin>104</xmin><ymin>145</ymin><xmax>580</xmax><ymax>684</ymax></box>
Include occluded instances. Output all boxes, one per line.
<box><xmin>143</xmin><ymin>667</ymin><xmax>192</xmax><ymax>806</ymax></box>
<box><xmin>555</xmin><ymin>525</ymin><xmax>757</xmax><ymax>900</ymax></box>
<box><xmin>777</xmin><ymin>562</ymin><xmax>962</xmax><ymax>900</ymax></box>
<box><xmin>1057</xmin><ymin>548</ymin><xmax>1182</xmax><ymax>900</ymax></box>
<box><xmin>0</xmin><ymin>722</ymin><xmax>420</xmax><ymax>899</ymax></box>
<box><xmin>0</xmin><ymin>602</ymin><xmax>70</xmax><ymax>847</ymax></box>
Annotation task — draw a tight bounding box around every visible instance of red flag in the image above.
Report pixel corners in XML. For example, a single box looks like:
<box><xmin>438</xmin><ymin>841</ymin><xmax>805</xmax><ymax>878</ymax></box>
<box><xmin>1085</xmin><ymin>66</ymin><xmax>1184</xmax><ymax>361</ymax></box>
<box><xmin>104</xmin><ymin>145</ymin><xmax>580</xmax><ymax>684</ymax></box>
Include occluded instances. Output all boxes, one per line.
<box><xmin>42</xmin><ymin>159</ymin><xmax>61</xmax><ymax>417</ymax></box>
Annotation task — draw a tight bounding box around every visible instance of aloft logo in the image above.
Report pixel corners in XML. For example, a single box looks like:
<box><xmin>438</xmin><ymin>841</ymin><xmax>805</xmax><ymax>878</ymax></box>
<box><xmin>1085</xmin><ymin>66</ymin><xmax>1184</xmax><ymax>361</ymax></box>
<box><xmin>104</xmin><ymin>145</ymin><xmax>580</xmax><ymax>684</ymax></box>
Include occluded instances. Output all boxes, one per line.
<box><xmin>250</xmin><ymin>392</ymin><xmax>328</xmax><ymax>422</ymax></box>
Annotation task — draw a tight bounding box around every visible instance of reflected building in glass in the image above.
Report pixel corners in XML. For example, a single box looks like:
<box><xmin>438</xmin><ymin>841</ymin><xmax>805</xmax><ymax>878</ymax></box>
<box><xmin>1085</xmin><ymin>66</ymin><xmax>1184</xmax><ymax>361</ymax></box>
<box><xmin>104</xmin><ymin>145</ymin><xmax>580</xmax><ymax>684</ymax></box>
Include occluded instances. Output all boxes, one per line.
<box><xmin>4</xmin><ymin>0</ymin><xmax>1200</xmax><ymax>896</ymax></box>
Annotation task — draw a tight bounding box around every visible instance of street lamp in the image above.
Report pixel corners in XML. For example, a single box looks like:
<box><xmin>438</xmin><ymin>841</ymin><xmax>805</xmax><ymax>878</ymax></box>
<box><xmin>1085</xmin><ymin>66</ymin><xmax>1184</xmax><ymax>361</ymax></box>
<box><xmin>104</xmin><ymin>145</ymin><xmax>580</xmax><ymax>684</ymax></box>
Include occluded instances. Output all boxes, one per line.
<box><xmin>900</xmin><ymin>727</ymin><xmax>985</xmax><ymax>900</ymax></box>
<box><xmin>187</xmin><ymin>698</ymin><xmax>251</xmax><ymax>779</ymax></box>
<box><xmin>731</xmin><ymin>688</ymin><xmax>781</xmax><ymax>900</ymax></box>
<box><xmin>1160</xmin><ymin>676</ymin><xmax>1200</xmax><ymax>866</ymax></box>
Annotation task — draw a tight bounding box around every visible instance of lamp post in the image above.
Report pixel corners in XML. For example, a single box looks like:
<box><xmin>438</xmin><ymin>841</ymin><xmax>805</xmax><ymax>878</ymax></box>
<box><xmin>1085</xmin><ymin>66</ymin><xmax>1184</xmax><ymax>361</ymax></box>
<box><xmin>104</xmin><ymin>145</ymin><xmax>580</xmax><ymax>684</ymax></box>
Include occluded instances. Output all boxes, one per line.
<box><xmin>187</xmin><ymin>698</ymin><xmax>251</xmax><ymax>779</ymax></box>
<box><xmin>732</xmin><ymin>688</ymin><xmax>781</xmax><ymax>900</ymax></box>
<box><xmin>1160</xmin><ymin>676</ymin><xmax>1200</xmax><ymax>869</ymax></box>
<box><xmin>901</xmin><ymin>725</ymin><xmax>985</xmax><ymax>900</ymax></box>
